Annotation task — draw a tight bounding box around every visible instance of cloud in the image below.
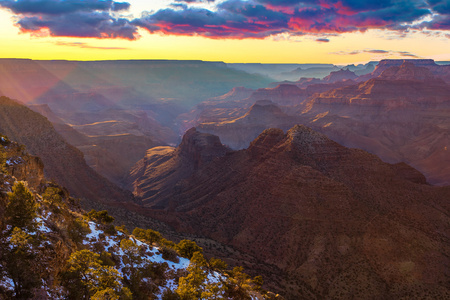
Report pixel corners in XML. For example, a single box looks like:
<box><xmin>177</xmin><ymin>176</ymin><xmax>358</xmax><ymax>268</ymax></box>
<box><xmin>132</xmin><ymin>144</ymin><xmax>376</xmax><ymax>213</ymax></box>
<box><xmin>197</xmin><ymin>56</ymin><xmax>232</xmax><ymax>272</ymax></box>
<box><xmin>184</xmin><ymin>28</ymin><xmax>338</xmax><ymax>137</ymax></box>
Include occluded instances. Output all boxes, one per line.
<box><xmin>18</xmin><ymin>11</ymin><xmax>138</xmax><ymax>39</ymax></box>
<box><xmin>134</xmin><ymin>1</ymin><xmax>290</xmax><ymax>38</ymax></box>
<box><xmin>136</xmin><ymin>0</ymin><xmax>438</xmax><ymax>38</ymax></box>
<box><xmin>54</xmin><ymin>41</ymin><xmax>128</xmax><ymax>50</ymax></box>
<box><xmin>316</xmin><ymin>38</ymin><xmax>330</xmax><ymax>42</ymax></box>
<box><xmin>366</xmin><ymin>49</ymin><xmax>389</xmax><ymax>54</ymax></box>
<box><xmin>0</xmin><ymin>0</ymin><xmax>138</xmax><ymax>39</ymax></box>
<box><xmin>0</xmin><ymin>0</ymin><xmax>449</xmax><ymax>40</ymax></box>
<box><xmin>0</xmin><ymin>0</ymin><xmax>130</xmax><ymax>14</ymax></box>
<box><xmin>173</xmin><ymin>0</ymin><xmax>215</xmax><ymax>3</ymax></box>
<box><xmin>331</xmin><ymin>49</ymin><xmax>420</xmax><ymax>58</ymax></box>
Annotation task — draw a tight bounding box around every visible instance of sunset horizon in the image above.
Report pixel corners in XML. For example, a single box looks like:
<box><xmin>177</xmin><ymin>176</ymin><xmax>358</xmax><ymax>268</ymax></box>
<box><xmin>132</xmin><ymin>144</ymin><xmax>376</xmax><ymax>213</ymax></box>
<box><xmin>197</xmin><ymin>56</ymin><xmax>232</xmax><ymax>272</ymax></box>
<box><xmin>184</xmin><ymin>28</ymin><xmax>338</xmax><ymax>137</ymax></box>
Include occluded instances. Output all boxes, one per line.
<box><xmin>1</xmin><ymin>0</ymin><xmax>449</xmax><ymax>64</ymax></box>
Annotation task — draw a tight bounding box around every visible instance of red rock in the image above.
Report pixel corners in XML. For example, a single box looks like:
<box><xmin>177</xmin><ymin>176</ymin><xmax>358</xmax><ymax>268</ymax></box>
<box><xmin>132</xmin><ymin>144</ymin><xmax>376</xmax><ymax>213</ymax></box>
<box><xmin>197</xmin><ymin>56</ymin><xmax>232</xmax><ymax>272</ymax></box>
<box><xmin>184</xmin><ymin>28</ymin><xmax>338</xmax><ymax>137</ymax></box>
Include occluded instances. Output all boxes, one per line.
<box><xmin>126</xmin><ymin>126</ymin><xmax>449</xmax><ymax>299</ymax></box>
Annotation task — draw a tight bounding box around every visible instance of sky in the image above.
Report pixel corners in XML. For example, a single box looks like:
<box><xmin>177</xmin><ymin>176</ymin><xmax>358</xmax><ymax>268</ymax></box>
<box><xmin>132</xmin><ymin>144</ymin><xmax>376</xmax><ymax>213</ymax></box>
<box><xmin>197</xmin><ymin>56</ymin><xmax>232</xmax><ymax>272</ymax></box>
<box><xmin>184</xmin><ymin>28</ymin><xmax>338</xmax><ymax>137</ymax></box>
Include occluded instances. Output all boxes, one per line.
<box><xmin>0</xmin><ymin>0</ymin><xmax>449</xmax><ymax>64</ymax></box>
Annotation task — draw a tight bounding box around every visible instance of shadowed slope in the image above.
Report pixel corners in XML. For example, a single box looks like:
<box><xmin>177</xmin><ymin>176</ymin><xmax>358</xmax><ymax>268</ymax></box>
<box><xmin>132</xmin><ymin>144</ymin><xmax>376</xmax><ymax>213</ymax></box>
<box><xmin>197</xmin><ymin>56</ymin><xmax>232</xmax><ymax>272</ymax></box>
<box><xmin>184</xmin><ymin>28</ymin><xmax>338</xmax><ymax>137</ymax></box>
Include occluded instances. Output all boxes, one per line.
<box><xmin>0</xmin><ymin>96</ymin><xmax>132</xmax><ymax>204</ymax></box>
<box><xmin>126</xmin><ymin>126</ymin><xmax>449</xmax><ymax>299</ymax></box>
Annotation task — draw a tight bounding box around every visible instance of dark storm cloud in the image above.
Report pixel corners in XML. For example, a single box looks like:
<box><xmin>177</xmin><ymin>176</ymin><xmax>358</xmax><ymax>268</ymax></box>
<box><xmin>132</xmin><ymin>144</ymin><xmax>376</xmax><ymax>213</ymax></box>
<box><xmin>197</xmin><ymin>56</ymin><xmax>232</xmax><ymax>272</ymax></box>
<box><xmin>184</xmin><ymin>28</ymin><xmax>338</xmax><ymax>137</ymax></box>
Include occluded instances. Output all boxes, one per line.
<box><xmin>430</xmin><ymin>0</ymin><xmax>450</xmax><ymax>14</ymax></box>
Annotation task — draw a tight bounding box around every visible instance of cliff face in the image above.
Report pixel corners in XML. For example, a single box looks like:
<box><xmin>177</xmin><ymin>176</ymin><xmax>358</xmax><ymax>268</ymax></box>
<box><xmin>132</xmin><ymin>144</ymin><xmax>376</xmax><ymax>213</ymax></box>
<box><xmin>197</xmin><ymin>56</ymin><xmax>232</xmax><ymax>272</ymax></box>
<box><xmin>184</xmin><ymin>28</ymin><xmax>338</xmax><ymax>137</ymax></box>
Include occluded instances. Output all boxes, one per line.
<box><xmin>358</xmin><ymin>59</ymin><xmax>450</xmax><ymax>82</ymax></box>
<box><xmin>300</xmin><ymin>61</ymin><xmax>450</xmax><ymax>185</ymax></box>
<box><xmin>1</xmin><ymin>137</ymin><xmax>44</xmax><ymax>190</ymax></box>
<box><xmin>190</xmin><ymin>61</ymin><xmax>450</xmax><ymax>185</ymax></box>
<box><xmin>322</xmin><ymin>68</ymin><xmax>357</xmax><ymax>83</ymax></box>
<box><xmin>0</xmin><ymin>96</ymin><xmax>132</xmax><ymax>205</ymax></box>
<box><xmin>126</xmin><ymin>126</ymin><xmax>449</xmax><ymax>299</ymax></box>
<box><xmin>126</xmin><ymin>128</ymin><xmax>229</xmax><ymax>206</ymax></box>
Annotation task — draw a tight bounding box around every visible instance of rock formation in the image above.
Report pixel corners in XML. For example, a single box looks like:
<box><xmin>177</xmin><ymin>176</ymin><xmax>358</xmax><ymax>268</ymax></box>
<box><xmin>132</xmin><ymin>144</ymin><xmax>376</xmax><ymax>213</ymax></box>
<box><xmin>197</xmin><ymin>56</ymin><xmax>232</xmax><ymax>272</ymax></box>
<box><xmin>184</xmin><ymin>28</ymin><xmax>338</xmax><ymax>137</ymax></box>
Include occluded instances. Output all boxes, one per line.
<box><xmin>322</xmin><ymin>68</ymin><xmax>357</xmax><ymax>83</ymax></box>
<box><xmin>190</xmin><ymin>60</ymin><xmax>450</xmax><ymax>185</ymax></box>
<box><xmin>126</xmin><ymin>126</ymin><xmax>450</xmax><ymax>299</ymax></box>
<box><xmin>357</xmin><ymin>59</ymin><xmax>450</xmax><ymax>82</ymax></box>
<box><xmin>300</xmin><ymin>61</ymin><xmax>450</xmax><ymax>185</ymax></box>
<box><xmin>198</xmin><ymin>100</ymin><xmax>301</xmax><ymax>149</ymax></box>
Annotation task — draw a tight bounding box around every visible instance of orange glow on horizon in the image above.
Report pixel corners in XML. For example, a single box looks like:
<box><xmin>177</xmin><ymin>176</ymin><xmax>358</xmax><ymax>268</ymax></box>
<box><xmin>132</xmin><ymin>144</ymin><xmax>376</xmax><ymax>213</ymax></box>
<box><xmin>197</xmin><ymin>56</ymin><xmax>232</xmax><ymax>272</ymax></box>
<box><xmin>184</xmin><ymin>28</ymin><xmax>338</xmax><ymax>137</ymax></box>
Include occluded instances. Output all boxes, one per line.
<box><xmin>1</xmin><ymin>10</ymin><xmax>449</xmax><ymax>64</ymax></box>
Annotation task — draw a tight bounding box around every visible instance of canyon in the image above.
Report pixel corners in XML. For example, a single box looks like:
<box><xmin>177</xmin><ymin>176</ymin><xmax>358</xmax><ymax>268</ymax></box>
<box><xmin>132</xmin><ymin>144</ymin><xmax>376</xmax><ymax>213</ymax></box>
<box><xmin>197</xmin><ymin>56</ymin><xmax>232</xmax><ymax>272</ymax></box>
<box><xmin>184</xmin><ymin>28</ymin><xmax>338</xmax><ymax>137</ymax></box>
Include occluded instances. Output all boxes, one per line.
<box><xmin>0</xmin><ymin>58</ymin><xmax>449</xmax><ymax>299</ymax></box>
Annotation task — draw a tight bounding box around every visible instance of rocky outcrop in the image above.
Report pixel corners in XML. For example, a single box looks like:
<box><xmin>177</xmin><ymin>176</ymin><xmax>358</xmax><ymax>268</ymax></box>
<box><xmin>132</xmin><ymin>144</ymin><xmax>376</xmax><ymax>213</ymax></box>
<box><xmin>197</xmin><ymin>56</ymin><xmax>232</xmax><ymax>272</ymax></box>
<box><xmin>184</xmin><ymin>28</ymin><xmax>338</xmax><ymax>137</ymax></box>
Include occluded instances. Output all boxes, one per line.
<box><xmin>198</xmin><ymin>100</ymin><xmax>301</xmax><ymax>149</ymax></box>
<box><xmin>378</xmin><ymin>61</ymin><xmax>438</xmax><ymax>81</ymax></box>
<box><xmin>1</xmin><ymin>137</ymin><xmax>45</xmax><ymax>190</ymax></box>
<box><xmin>178</xmin><ymin>60</ymin><xmax>450</xmax><ymax>186</ymax></box>
<box><xmin>358</xmin><ymin>59</ymin><xmax>450</xmax><ymax>82</ymax></box>
<box><xmin>126</xmin><ymin>126</ymin><xmax>450</xmax><ymax>299</ymax></box>
<box><xmin>322</xmin><ymin>68</ymin><xmax>357</xmax><ymax>83</ymax></box>
<box><xmin>306</xmin><ymin>62</ymin><xmax>450</xmax><ymax>110</ymax></box>
<box><xmin>297</xmin><ymin>61</ymin><xmax>450</xmax><ymax>185</ymax></box>
<box><xmin>126</xmin><ymin>128</ymin><xmax>229</xmax><ymax>206</ymax></box>
<box><xmin>280</xmin><ymin>65</ymin><xmax>340</xmax><ymax>80</ymax></box>
<box><xmin>177</xmin><ymin>128</ymin><xmax>229</xmax><ymax>166</ymax></box>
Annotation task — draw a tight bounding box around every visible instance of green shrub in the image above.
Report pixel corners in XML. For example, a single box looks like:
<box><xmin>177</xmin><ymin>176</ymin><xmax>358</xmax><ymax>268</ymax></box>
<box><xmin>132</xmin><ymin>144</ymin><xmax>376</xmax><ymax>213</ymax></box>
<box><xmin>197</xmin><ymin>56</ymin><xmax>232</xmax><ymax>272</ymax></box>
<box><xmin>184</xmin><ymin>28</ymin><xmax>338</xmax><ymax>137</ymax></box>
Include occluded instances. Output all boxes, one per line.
<box><xmin>86</xmin><ymin>209</ymin><xmax>115</xmax><ymax>224</ymax></box>
<box><xmin>132</xmin><ymin>227</ymin><xmax>162</xmax><ymax>245</ymax></box>
<box><xmin>67</xmin><ymin>217</ymin><xmax>91</xmax><ymax>244</ymax></box>
<box><xmin>209</xmin><ymin>257</ymin><xmax>228</xmax><ymax>271</ymax></box>
<box><xmin>176</xmin><ymin>240</ymin><xmax>203</xmax><ymax>259</ymax></box>
<box><xmin>5</xmin><ymin>182</ymin><xmax>37</xmax><ymax>231</ymax></box>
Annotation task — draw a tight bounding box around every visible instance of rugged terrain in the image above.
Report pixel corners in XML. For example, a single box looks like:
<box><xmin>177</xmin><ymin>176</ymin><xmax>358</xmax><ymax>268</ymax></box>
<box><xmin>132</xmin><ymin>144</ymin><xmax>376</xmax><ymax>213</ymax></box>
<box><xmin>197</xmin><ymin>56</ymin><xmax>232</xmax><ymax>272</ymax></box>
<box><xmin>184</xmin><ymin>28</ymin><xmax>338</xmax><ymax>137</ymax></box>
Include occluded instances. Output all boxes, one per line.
<box><xmin>0</xmin><ymin>58</ymin><xmax>273</xmax><ymax>184</ymax></box>
<box><xmin>126</xmin><ymin>126</ymin><xmax>450</xmax><ymax>299</ymax></box>
<box><xmin>190</xmin><ymin>60</ymin><xmax>450</xmax><ymax>185</ymax></box>
<box><xmin>0</xmin><ymin>137</ymin><xmax>268</xmax><ymax>299</ymax></box>
<box><xmin>301</xmin><ymin>61</ymin><xmax>450</xmax><ymax>185</ymax></box>
<box><xmin>0</xmin><ymin>96</ymin><xmax>132</xmax><ymax>204</ymax></box>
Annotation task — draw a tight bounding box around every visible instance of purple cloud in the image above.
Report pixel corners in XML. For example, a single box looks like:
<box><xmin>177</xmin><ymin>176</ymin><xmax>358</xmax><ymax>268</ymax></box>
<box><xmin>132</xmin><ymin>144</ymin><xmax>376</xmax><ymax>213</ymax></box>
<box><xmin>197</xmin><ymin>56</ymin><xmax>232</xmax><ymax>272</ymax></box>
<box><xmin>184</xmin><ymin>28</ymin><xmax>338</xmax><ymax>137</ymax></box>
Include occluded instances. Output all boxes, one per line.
<box><xmin>134</xmin><ymin>2</ymin><xmax>290</xmax><ymax>38</ymax></box>
<box><xmin>137</xmin><ymin>0</ymin><xmax>435</xmax><ymax>38</ymax></box>
<box><xmin>0</xmin><ymin>0</ymin><xmax>138</xmax><ymax>39</ymax></box>
<box><xmin>331</xmin><ymin>49</ymin><xmax>420</xmax><ymax>58</ymax></box>
<box><xmin>0</xmin><ymin>0</ymin><xmax>130</xmax><ymax>14</ymax></box>
<box><xmin>0</xmin><ymin>0</ymin><xmax>448</xmax><ymax>40</ymax></box>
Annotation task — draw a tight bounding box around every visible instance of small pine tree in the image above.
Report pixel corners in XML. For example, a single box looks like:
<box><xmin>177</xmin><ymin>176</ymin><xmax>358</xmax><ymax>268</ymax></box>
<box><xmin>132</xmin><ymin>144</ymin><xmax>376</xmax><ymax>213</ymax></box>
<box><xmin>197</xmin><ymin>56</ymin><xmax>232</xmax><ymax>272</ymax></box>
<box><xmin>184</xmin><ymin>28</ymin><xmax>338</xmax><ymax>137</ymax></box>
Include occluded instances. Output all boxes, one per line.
<box><xmin>5</xmin><ymin>182</ymin><xmax>37</xmax><ymax>231</ymax></box>
<box><xmin>177</xmin><ymin>252</ymin><xmax>224</xmax><ymax>300</ymax></box>
<box><xmin>2</xmin><ymin>227</ymin><xmax>41</xmax><ymax>298</ymax></box>
<box><xmin>132</xmin><ymin>227</ymin><xmax>162</xmax><ymax>245</ymax></box>
<box><xmin>62</xmin><ymin>249</ymin><xmax>127</xmax><ymax>299</ymax></box>
<box><xmin>87</xmin><ymin>209</ymin><xmax>115</xmax><ymax>224</ymax></box>
<box><xmin>176</xmin><ymin>240</ymin><xmax>203</xmax><ymax>259</ymax></box>
<box><xmin>224</xmin><ymin>266</ymin><xmax>252</xmax><ymax>299</ymax></box>
<box><xmin>42</xmin><ymin>187</ymin><xmax>66</xmax><ymax>213</ymax></box>
<box><xmin>209</xmin><ymin>258</ymin><xmax>228</xmax><ymax>271</ymax></box>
